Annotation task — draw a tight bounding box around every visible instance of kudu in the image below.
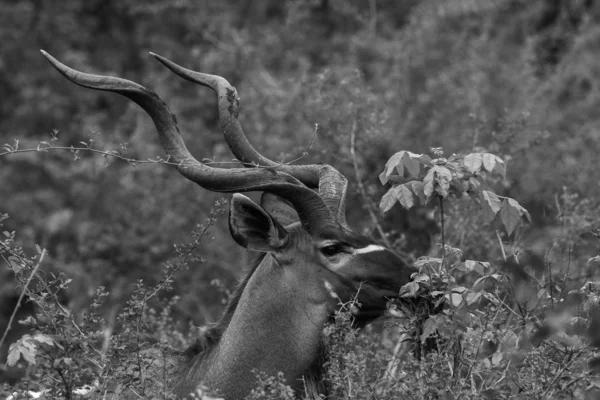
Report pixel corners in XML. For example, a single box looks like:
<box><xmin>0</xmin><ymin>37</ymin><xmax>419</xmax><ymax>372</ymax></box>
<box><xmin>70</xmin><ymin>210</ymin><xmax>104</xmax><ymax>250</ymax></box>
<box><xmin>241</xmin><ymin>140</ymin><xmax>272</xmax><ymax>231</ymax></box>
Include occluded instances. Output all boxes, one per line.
<box><xmin>41</xmin><ymin>50</ymin><xmax>417</xmax><ymax>399</ymax></box>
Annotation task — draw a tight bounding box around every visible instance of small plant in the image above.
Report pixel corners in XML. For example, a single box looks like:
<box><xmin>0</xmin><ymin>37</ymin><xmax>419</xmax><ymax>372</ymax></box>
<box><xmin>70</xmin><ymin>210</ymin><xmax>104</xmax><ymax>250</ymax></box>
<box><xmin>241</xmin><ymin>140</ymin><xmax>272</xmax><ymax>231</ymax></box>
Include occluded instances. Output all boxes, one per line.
<box><xmin>379</xmin><ymin>148</ymin><xmax>530</xmax><ymax>237</ymax></box>
<box><xmin>377</xmin><ymin>147</ymin><xmax>598</xmax><ymax>399</ymax></box>
<box><xmin>1</xmin><ymin>203</ymin><xmax>227</xmax><ymax>399</ymax></box>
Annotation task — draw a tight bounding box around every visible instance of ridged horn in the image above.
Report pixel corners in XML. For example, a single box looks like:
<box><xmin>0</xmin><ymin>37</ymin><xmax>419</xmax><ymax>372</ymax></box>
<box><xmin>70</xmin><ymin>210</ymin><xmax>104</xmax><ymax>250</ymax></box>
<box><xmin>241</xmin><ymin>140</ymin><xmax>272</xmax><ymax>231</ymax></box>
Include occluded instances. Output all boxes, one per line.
<box><xmin>149</xmin><ymin>53</ymin><xmax>348</xmax><ymax>227</ymax></box>
<box><xmin>41</xmin><ymin>50</ymin><xmax>339</xmax><ymax>233</ymax></box>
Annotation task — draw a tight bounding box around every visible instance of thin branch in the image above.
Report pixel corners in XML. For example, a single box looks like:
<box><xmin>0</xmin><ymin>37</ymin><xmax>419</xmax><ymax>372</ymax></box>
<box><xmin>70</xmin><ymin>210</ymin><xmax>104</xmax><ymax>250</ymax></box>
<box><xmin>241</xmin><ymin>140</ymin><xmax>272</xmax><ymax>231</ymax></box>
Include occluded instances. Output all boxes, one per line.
<box><xmin>0</xmin><ymin>242</ymin><xmax>104</xmax><ymax>360</ymax></box>
<box><xmin>284</xmin><ymin>123</ymin><xmax>319</xmax><ymax>166</ymax></box>
<box><xmin>439</xmin><ymin>196</ymin><xmax>445</xmax><ymax>274</ymax></box>
<box><xmin>2</xmin><ymin>138</ymin><xmax>318</xmax><ymax>170</ymax></box>
<box><xmin>0</xmin><ymin>249</ymin><xmax>46</xmax><ymax>351</ymax></box>
<box><xmin>541</xmin><ymin>348</ymin><xmax>586</xmax><ymax>399</ymax></box>
<box><xmin>349</xmin><ymin>118</ymin><xmax>391</xmax><ymax>248</ymax></box>
<box><xmin>496</xmin><ymin>230</ymin><xmax>507</xmax><ymax>262</ymax></box>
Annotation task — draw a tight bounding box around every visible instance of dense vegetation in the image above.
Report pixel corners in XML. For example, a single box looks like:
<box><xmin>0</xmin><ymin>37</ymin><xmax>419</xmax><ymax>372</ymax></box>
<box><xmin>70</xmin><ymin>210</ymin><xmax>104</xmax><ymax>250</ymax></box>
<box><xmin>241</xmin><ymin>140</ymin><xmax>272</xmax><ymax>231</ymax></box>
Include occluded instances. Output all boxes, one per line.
<box><xmin>1</xmin><ymin>0</ymin><xmax>600</xmax><ymax>398</ymax></box>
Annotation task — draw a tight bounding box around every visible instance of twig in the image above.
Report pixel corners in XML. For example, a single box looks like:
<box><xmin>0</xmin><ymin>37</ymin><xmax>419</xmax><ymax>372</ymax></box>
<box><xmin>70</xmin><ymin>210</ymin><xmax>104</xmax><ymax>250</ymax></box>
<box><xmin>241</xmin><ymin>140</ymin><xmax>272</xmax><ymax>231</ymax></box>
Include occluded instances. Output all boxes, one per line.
<box><xmin>0</xmin><ymin>249</ymin><xmax>46</xmax><ymax>351</ymax></box>
<box><xmin>284</xmin><ymin>123</ymin><xmax>319</xmax><ymax>166</ymax></box>
<box><xmin>541</xmin><ymin>349</ymin><xmax>586</xmax><ymax>399</ymax></box>
<box><xmin>349</xmin><ymin>118</ymin><xmax>391</xmax><ymax>248</ymax></box>
<box><xmin>465</xmin><ymin>312</ymin><xmax>490</xmax><ymax>379</ymax></box>
<box><xmin>496</xmin><ymin>230</ymin><xmax>507</xmax><ymax>262</ymax></box>
<box><xmin>559</xmin><ymin>248</ymin><xmax>572</xmax><ymax>300</ymax></box>
<box><xmin>439</xmin><ymin>196</ymin><xmax>445</xmax><ymax>274</ymax></box>
<box><xmin>2</xmin><ymin>137</ymin><xmax>319</xmax><ymax>171</ymax></box>
<box><xmin>1</xmin><ymin>146</ymin><xmax>177</xmax><ymax>166</ymax></box>
<box><xmin>1</xmin><ymin>242</ymin><xmax>104</xmax><ymax>359</ymax></box>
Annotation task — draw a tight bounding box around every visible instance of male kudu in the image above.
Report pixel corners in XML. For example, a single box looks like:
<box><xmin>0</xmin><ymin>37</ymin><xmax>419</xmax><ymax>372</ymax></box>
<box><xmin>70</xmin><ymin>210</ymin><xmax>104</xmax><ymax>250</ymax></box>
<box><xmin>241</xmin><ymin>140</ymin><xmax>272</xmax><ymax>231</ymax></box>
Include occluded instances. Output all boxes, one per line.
<box><xmin>42</xmin><ymin>51</ymin><xmax>417</xmax><ymax>399</ymax></box>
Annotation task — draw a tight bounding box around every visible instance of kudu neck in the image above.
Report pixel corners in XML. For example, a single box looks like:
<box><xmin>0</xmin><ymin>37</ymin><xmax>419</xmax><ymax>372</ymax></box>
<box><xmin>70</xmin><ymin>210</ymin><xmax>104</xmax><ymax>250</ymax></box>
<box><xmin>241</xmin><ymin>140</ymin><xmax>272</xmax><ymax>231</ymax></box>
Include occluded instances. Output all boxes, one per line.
<box><xmin>182</xmin><ymin>253</ymin><xmax>331</xmax><ymax>399</ymax></box>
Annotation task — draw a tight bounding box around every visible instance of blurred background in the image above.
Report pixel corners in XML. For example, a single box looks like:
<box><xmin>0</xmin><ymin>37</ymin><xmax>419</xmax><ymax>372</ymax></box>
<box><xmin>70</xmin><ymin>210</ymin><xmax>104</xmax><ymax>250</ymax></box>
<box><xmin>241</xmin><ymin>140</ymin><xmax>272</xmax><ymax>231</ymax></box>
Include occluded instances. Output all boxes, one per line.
<box><xmin>1</xmin><ymin>0</ymin><xmax>600</xmax><ymax>367</ymax></box>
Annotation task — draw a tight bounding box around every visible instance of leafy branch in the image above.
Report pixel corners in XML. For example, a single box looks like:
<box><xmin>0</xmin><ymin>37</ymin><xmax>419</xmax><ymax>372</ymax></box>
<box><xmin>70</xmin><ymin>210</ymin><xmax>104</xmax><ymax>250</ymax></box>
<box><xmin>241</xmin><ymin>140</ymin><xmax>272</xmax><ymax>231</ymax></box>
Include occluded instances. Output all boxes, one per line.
<box><xmin>379</xmin><ymin>148</ymin><xmax>531</xmax><ymax>236</ymax></box>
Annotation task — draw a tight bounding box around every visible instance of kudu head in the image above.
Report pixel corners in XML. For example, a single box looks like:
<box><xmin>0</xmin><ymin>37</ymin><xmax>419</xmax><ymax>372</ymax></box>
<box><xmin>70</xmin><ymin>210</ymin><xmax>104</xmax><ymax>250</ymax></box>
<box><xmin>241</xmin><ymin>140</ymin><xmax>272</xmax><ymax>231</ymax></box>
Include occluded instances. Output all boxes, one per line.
<box><xmin>42</xmin><ymin>50</ymin><xmax>418</xmax><ymax>399</ymax></box>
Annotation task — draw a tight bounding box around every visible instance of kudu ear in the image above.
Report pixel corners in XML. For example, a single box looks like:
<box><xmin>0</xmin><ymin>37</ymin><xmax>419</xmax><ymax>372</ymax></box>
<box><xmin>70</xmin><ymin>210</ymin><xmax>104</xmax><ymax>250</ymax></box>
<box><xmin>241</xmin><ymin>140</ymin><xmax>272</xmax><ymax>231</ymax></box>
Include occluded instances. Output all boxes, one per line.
<box><xmin>229</xmin><ymin>193</ymin><xmax>289</xmax><ymax>252</ymax></box>
<box><xmin>260</xmin><ymin>192</ymin><xmax>299</xmax><ymax>227</ymax></box>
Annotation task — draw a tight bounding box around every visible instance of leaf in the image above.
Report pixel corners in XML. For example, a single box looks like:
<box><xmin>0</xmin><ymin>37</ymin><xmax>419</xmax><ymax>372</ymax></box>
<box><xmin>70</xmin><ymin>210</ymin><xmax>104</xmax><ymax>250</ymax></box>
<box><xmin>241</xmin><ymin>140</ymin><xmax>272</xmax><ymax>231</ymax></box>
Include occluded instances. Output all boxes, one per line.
<box><xmin>33</xmin><ymin>334</ymin><xmax>55</xmax><ymax>346</ymax></box>
<box><xmin>7</xmin><ymin>343</ymin><xmax>20</xmax><ymax>366</ymax></box>
<box><xmin>475</xmin><ymin>261</ymin><xmax>490</xmax><ymax>275</ymax></box>
<box><xmin>20</xmin><ymin>344</ymin><xmax>37</xmax><ymax>365</ymax></box>
<box><xmin>412</xmin><ymin>273</ymin><xmax>431</xmax><ymax>283</ymax></box>
<box><xmin>380</xmin><ymin>187</ymin><xmax>397</xmax><ymax>213</ymax></box>
<box><xmin>380</xmin><ymin>184</ymin><xmax>416</xmax><ymax>212</ymax></box>
<box><xmin>405</xmin><ymin>180</ymin><xmax>427</xmax><ymax>204</ymax></box>
<box><xmin>399</xmin><ymin>281</ymin><xmax>420</xmax><ymax>298</ymax></box>
<box><xmin>423</xmin><ymin>168</ymin><xmax>435</xmax><ymax>198</ymax></box>
<box><xmin>466</xmin><ymin>292</ymin><xmax>481</xmax><ymax>305</ymax></box>
<box><xmin>482</xmin><ymin>153</ymin><xmax>496</xmax><ymax>172</ymax></box>
<box><xmin>378</xmin><ymin>171</ymin><xmax>389</xmax><ymax>185</ymax></box>
<box><xmin>394</xmin><ymin>185</ymin><xmax>414</xmax><ymax>210</ymax></box>
<box><xmin>414</xmin><ymin>257</ymin><xmax>442</xmax><ymax>270</ymax></box>
<box><xmin>500</xmin><ymin>199</ymin><xmax>522</xmax><ymax>236</ymax></box>
<box><xmin>400</xmin><ymin>152</ymin><xmax>429</xmax><ymax>177</ymax></box>
<box><xmin>7</xmin><ymin>256</ymin><xmax>23</xmax><ymax>273</ymax></box>
<box><xmin>493</xmin><ymin>156</ymin><xmax>507</xmax><ymax>178</ymax></box>
<box><xmin>464</xmin><ymin>260</ymin><xmax>489</xmax><ymax>275</ymax></box>
<box><xmin>468</xmin><ymin>177</ymin><xmax>481</xmax><ymax>192</ymax></box>
<box><xmin>420</xmin><ymin>315</ymin><xmax>443</xmax><ymax>343</ymax></box>
<box><xmin>464</xmin><ymin>260</ymin><xmax>478</xmax><ymax>272</ymax></box>
<box><xmin>491</xmin><ymin>352</ymin><xmax>503</xmax><ymax>365</ymax></box>
<box><xmin>387</xmin><ymin>303</ymin><xmax>407</xmax><ymax>319</ymax></box>
<box><xmin>432</xmin><ymin>166</ymin><xmax>452</xmax><ymax>198</ymax></box>
<box><xmin>380</xmin><ymin>151</ymin><xmax>429</xmax><ymax>184</ymax></box>
<box><xmin>588</xmin><ymin>255</ymin><xmax>600</xmax><ymax>265</ymax></box>
<box><xmin>454</xmin><ymin>262</ymin><xmax>467</xmax><ymax>272</ymax></box>
<box><xmin>380</xmin><ymin>151</ymin><xmax>405</xmax><ymax>184</ymax></box>
<box><xmin>507</xmin><ymin>197</ymin><xmax>531</xmax><ymax>223</ymax></box>
<box><xmin>463</xmin><ymin>153</ymin><xmax>483</xmax><ymax>173</ymax></box>
<box><xmin>445</xmin><ymin>293</ymin><xmax>463</xmax><ymax>307</ymax></box>
<box><xmin>7</xmin><ymin>337</ymin><xmax>38</xmax><ymax>366</ymax></box>
<box><xmin>415</xmin><ymin>153</ymin><xmax>433</xmax><ymax>165</ymax></box>
<box><xmin>480</xmin><ymin>191</ymin><xmax>502</xmax><ymax>221</ymax></box>
<box><xmin>473</xmin><ymin>275</ymin><xmax>493</xmax><ymax>289</ymax></box>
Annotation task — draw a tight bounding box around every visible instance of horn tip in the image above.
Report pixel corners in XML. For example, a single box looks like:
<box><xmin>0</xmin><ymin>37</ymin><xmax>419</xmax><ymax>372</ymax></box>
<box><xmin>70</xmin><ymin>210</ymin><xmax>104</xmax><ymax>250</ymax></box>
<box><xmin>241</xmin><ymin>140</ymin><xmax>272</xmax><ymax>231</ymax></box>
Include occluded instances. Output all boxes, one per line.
<box><xmin>149</xmin><ymin>52</ymin><xmax>166</xmax><ymax>63</ymax></box>
<box><xmin>40</xmin><ymin>50</ymin><xmax>53</xmax><ymax>60</ymax></box>
<box><xmin>40</xmin><ymin>50</ymin><xmax>60</xmax><ymax>68</ymax></box>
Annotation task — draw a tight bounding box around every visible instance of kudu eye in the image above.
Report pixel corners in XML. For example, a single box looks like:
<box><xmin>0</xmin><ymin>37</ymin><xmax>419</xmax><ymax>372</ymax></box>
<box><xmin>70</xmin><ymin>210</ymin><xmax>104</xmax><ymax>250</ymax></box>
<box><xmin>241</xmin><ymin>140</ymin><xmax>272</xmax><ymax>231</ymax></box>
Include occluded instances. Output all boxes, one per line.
<box><xmin>320</xmin><ymin>243</ymin><xmax>345</xmax><ymax>257</ymax></box>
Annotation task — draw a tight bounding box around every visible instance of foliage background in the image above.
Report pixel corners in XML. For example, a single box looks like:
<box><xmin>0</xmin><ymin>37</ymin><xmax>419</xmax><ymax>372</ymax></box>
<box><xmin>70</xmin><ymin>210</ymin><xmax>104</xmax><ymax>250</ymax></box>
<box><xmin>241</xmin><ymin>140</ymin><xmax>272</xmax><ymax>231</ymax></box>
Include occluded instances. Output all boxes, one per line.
<box><xmin>1</xmin><ymin>0</ymin><xmax>600</xmax><ymax>380</ymax></box>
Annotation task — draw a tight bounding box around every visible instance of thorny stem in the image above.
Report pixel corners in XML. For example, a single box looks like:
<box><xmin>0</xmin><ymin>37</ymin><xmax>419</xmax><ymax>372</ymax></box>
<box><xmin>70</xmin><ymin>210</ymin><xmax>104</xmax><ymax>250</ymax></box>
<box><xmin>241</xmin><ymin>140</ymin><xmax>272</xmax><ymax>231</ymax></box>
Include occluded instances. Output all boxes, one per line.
<box><xmin>439</xmin><ymin>196</ymin><xmax>445</xmax><ymax>274</ymax></box>
<box><xmin>465</xmin><ymin>311</ymin><xmax>490</xmax><ymax>379</ymax></box>
<box><xmin>143</xmin><ymin>210</ymin><xmax>220</xmax><ymax>302</ymax></box>
<box><xmin>0</xmin><ymin>146</ymin><xmax>178</xmax><ymax>165</ymax></box>
<box><xmin>56</xmin><ymin>367</ymin><xmax>72</xmax><ymax>400</ymax></box>
<box><xmin>284</xmin><ymin>123</ymin><xmax>319</xmax><ymax>166</ymax></box>
<box><xmin>541</xmin><ymin>348</ymin><xmax>586</xmax><ymax>399</ymax></box>
<box><xmin>496</xmin><ymin>230</ymin><xmax>507</xmax><ymax>262</ymax></box>
<box><xmin>1</xmin><ymin>131</ymin><xmax>318</xmax><ymax>170</ymax></box>
<box><xmin>0</xmin><ymin>249</ymin><xmax>46</xmax><ymax>351</ymax></box>
<box><xmin>0</xmin><ymin>242</ymin><xmax>105</xmax><ymax>364</ymax></box>
<box><xmin>559</xmin><ymin>248</ymin><xmax>572</xmax><ymax>300</ymax></box>
<box><xmin>135</xmin><ymin>301</ymin><xmax>147</xmax><ymax>396</ymax></box>
<box><xmin>349</xmin><ymin>118</ymin><xmax>391</xmax><ymax>248</ymax></box>
<box><xmin>132</xmin><ymin>206</ymin><xmax>223</xmax><ymax>390</ymax></box>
